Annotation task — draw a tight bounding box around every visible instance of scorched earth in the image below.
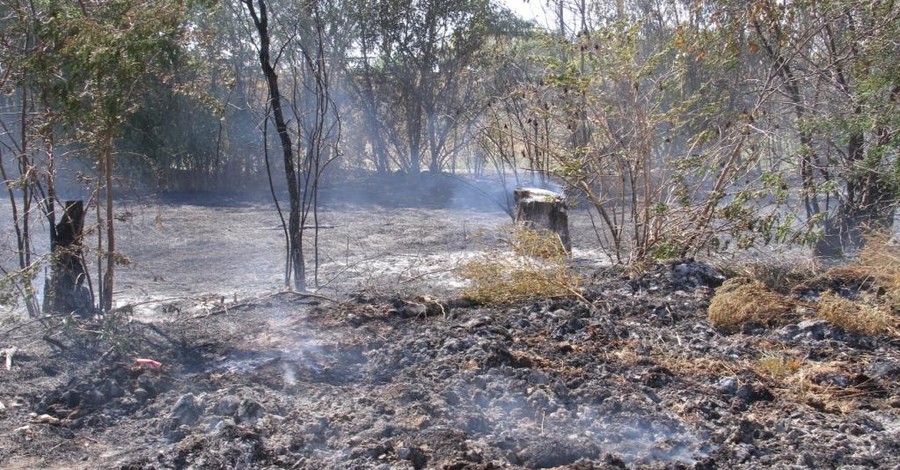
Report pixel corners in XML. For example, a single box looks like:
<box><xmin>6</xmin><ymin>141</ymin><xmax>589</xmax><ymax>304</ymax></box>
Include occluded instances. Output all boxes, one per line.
<box><xmin>1</xmin><ymin>187</ymin><xmax>898</xmax><ymax>469</ymax></box>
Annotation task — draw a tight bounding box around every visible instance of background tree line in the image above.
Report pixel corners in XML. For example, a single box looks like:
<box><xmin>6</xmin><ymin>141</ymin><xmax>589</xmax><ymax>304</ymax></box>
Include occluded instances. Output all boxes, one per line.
<box><xmin>1</xmin><ymin>0</ymin><xmax>898</xmax><ymax>314</ymax></box>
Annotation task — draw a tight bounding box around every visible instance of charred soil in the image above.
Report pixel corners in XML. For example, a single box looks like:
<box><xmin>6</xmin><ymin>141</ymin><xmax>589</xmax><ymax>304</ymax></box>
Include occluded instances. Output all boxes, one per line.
<box><xmin>1</xmin><ymin>193</ymin><xmax>898</xmax><ymax>469</ymax></box>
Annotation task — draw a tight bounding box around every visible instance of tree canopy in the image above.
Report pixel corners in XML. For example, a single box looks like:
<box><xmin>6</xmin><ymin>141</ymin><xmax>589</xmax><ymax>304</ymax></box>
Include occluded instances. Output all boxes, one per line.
<box><xmin>1</xmin><ymin>0</ymin><xmax>898</xmax><ymax>311</ymax></box>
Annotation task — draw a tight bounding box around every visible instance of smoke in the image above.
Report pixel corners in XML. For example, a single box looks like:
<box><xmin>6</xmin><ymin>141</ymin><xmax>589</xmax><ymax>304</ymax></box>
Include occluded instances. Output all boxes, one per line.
<box><xmin>443</xmin><ymin>367</ymin><xmax>704</xmax><ymax>466</ymax></box>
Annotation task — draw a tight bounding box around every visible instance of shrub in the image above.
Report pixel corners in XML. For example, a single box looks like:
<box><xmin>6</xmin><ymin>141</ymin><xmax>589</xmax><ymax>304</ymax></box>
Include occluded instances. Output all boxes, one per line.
<box><xmin>707</xmin><ymin>278</ymin><xmax>795</xmax><ymax>333</ymax></box>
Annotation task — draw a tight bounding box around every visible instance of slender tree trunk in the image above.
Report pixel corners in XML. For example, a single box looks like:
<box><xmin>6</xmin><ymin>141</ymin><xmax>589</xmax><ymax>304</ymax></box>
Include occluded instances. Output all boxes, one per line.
<box><xmin>753</xmin><ymin>19</ymin><xmax>822</xmax><ymax>220</ymax></box>
<box><xmin>357</xmin><ymin>33</ymin><xmax>390</xmax><ymax>173</ymax></box>
<box><xmin>244</xmin><ymin>0</ymin><xmax>305</xmax><ymax>290</ymax></box>
<box><xmin>407</xmin><ymin>97</ymin><xmax>423</xmax><ymax>174</ymax></box>
<box><xmin>101</xmin><ymin>135</ymin><xmax>115</xmax><ymax>311</ymax></box>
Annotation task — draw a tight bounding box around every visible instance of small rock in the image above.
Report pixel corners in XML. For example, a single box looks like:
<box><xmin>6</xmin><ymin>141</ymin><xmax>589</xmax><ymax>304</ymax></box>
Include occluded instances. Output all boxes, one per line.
<box><xmin>169</xmin><ymin>393</ymin><xmax>201</xmax><ymax>426</ymax></box>
<box><xmin>462</xmin><ymin>316</ymin><xmax>490</xmax><ymax>329</ymax></box>
<box><xmin>867</xmin><ymin>360</ymin><xmax>900</xmax><ymax>381</ymax></box>
<box><xmin>61</xmin><ymin>390</ymin><xmax>81</xmax><ymax>408</ymax></box>
<box><xmin>203</xmin><ymin>417</ymin><xmax>225</xmax><ymax>433</ymax></box>
<box><xmin>552</xmin><ymin>379</ymin><xmax>568</xmax><ymax>398</ymax></box>
<box><xmin>668</xmin><ymin>261</ymin><xmax>725</xmax><ymax>289</ymax></box>
<box><xmin>796</xmin><ymin>452</ymin><xmax>815</xmax><ymax>467</ymax></box>
<box><xmin>736</xmin><ymin>384</ymin><xmax>774</xmax><ymax>404</ymax></box>
<box><xmin>548</xmin><ymin>309</ymin><xmax>569</xmax><ymax>318</ymax></box>
<box><xmin>119</xmin><ymin>396</ymin><xmax>138</xmax><ymax>408</ymax></box>
<box><xmin>397</xmin><ymin>445</ymin><xmax>427</xmax><ymax>469</ymax></box>
<box><xmin>717</xmin><ymin>376</ymin><xmax>739</xmax><ymax>395</ymax></box>
<box><xmin>236</xmin><ymin>398</ymin><xmax>265</xmax><ymax>424</ymax></box>
<box><xmin>133</xmin><ymin>388</ymin><xmax>149</xmax><ymax>402</ymax></box>
<box><xmin>528</xmin><ymin>370</ymin><xmax>550</xmax><ymax>385</ymax></box>
<box><xmin>775</xmin><ymin>324</ymin><xmax>800</xmax><ymax>341</ymax></box>
<box><xmin>214</xmin><ymin>395</ymin><xmax>241</xmax><ymax>416</ymax></box>
<box><xmin>797</xmin><ymin>319</ymin><xmax>830</xmax><ymax>340</ymax></box>
<box><xmin>809</xmin><ymin>370</ymin><xmax>851</xmax><ymax>388</ymax></box>
<box><xmin>402</xmin><ymin>303</ymin><xmax>427</xmax><ymax>318</ymax></box>
<box><xmin>104</xmin><ymin>380</ymin><xmax>123</xmax><ymax>399</ymax></box>
<box><xmin>137</xmin><ymin>374</ymin><xmax>157</xmax><ymax>396</ymax></box>
<box><xmin>83</xmin><ymin>388</ymin><xmax>107</xmax><ymax>406</ymax></box>
<box><xmin>167</xmin><ymin>424</ymin><xmax>190</xmax><ymax>442</ymax></box>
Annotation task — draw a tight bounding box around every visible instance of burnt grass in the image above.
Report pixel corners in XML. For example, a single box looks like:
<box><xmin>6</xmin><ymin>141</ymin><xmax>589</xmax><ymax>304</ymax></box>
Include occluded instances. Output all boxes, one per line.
<box><xmin>1</xmin><ymin>177</ymin><xmax>899</xmax><ymax>469</ymax></box>
<box><xmin>2</xmin><ymin>260</ymin><xmax>899</xmax><ymax>469</ymax></box>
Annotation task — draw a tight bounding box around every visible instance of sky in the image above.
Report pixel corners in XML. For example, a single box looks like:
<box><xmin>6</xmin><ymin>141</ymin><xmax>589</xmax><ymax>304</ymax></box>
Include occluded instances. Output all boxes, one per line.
<box><xmin>501</xmin><ymin>0</ymin><xmax>553</xmax><ymax>28</ymax></box>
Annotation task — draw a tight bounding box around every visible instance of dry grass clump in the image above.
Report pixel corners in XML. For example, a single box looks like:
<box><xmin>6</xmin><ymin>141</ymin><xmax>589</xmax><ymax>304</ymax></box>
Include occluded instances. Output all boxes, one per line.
<box><xmin>707</xmin><ymin>278</ymin><xmax>795</xmax><ymax>332</ymax></box>
<box><xmin>856</xmin><ymin>231</ymin><xmax>900</xmax><ymax>309</ymax></box>
<box><xmin>713</xmin><ymin>257</ymin><xmax>819</xmax><ymax>295</ymax></box>
<box><xmin>753</xmin><ymin>352</ymin><xmax>804</xmax><ymax>382</ymax></box>
<box><xmin>750</xmin><ymin>353</ymin><xmax>861</xmax><ymax>413</ymax></box>
<box><xmin>508</xmin><ymin>223</ymin><xmax>568</xmax><ymax>259</ymax></box>
<box><xmin>803</xmin><ymin>232</ymin><xmax>900</xmax><ymax>337</ymax></box>
<box><xmin>459</xmin><ymin>255</ymin><xmax>578</xmax><ymax>306</ymax></box>
<box><xmin>816</xmin><ymin>292</ymin><xmax>898</xmax><ymax>336</ymax></box>
<box><xmin>459</xmin><ymin>226</ymin><xmax>578</xmax><ymax>306</ymax></box>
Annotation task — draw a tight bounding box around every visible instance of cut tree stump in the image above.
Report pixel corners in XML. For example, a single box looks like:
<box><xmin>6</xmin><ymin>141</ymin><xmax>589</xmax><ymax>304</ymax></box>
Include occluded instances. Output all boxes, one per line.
<box><xmin>43</xmin><ymin>200</ymin><xmax>92</xmax><ymax>315</ymax></box>
<box><xmin>514</xmin><ymin>187</ymin><xmax>571</xmax><ymax>253</ymax></box>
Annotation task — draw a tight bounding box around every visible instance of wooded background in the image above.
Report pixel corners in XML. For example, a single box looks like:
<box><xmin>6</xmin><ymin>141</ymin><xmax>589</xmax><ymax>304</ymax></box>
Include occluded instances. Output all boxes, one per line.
<box><xmin>1</xmin><ymin>0</ymin><xmax>898</xmax><ymax>312</ymax></box>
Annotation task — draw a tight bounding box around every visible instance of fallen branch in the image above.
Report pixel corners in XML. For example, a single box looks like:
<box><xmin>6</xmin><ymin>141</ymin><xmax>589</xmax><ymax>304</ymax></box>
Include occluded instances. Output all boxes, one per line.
<box><xmin>191</xmin><ymin>291</ymin><xmax>340</xmax><ymax>319</ymax></box>
<box><xmin>1</xmin><ymin>316</ymin><xmax>56</xmax><ymax>337</ymax></box>
<box><xmin>109</xmin><ymin>296</ymin><xmax>196</xmax><ymax>314</ymax></box>
<box><xmin>269</xmin><ymin>225</ymin><xmax>337</xmax><ymax>230</ymax></box>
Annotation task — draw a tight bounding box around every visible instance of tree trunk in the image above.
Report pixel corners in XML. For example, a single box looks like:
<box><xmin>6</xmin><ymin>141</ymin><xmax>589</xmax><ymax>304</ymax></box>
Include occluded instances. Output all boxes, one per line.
<box><xmin>44</xmin><ymin>200</ymin><xmax>91</xmax><ymax>315</ymax></box>
<box><xmin>815</xmin><ymin>171</ymin><xmax>897</xmax><ymax>257</ymax></box>
<box><xmin>514</xmin><ymin>188</ymin><xmax>571</xmax><ymax>253</ymax></box>
<box><xmin>815</xmin><ymin>109</ymin><xmax>897</xmax><ymax>257</ymax></box>
<box><xmin>407</xmin><ymin>98</ymin><xmax>423</xmax><ymax>174</ymax></box>
<box><xmin>244</xmin><ymin>0</ymin><xmax>305</xmax><ymax>291</ymax></box>
<box><xmin>101</xmin><ymin>138</ymin><xmax>115</xmax><ymax>311</ymax></box>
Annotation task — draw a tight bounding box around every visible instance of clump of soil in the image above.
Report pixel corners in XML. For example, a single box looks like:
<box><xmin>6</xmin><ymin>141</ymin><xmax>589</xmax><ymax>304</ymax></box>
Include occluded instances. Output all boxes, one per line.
<box><xmin>2</xmin><ymin>261</ymin><xmax>898</xmax><ymax>469</ymax></box>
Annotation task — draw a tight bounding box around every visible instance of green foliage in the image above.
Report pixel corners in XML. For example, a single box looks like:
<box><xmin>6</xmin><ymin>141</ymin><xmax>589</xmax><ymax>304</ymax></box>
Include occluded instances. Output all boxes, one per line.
<box><xmin>0</xmin><ymin>273</ymin><xmax>20</xmax><ymax>307</ymax></box>
<box><xmin>32</xmin><ymin>0</ymin><xmax>186</xmax><ymax>140</ymax></box>
<box><xmin>118</xmin><ymin>82</ymin><xmax>221</xmax><ymax>183</ymax></box>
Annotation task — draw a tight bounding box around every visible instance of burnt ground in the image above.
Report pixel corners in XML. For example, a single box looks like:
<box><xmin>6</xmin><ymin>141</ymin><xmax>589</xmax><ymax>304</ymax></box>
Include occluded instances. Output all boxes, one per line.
<box><xmin>1</xmin><ymin>182</ymin><xmax>899</xmax><ymax>469</ymax></box>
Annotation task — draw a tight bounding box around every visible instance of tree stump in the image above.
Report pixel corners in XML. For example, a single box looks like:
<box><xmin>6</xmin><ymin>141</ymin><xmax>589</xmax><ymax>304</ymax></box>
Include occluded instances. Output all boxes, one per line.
<box><xmin>514</xmin><ymin>187</ymin><xmax>571</xmax><ymax>253</ymax></box>
<box><xmin>44</xmin><ymin>200</ymin><xmax>92</xmax><ymax>315</ymax></box>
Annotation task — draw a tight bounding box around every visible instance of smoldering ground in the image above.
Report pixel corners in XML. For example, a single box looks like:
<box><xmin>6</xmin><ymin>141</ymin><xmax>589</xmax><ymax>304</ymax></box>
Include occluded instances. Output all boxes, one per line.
<box><xmin>1</xmin><ymin>179</ymin><xmax>898</xmax><ymax>469</ymax></box>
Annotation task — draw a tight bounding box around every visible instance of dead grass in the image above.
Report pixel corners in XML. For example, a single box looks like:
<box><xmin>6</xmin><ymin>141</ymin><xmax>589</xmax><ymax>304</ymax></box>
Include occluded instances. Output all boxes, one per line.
<box><xmin>507</xmin><ymin>223</ymin><xmax>568</xmax><ymax>259</ymax></box>
<box><xmin>459</xmin><ymin>255</ymin><xmax>579</xmax><ymax>306</ymax></box>
<box><xmin>652</xmin><ymin>351</ymin><xmax>738</xmax><ymax>378</ymax></box>
<box><xmin>753</xmin><ymin>352</ymin><xmax>804</xmax><ymax>382</ymax></box>
<box><xmin>459</xmin><ymin>225</ymin><xmax>579</xmax><ymax>306</ymax></box>
<box><xmin>707</xmin><ymin>278</ymin><xmax>795</xmax><ymax>333</ymax></box>
<box><xmin>856</xmin><ymin>231</ymin><xmax>900</xmax><ymax>309</ymax></box>
<box><xmin>801</xmin><ymin>232</ymin><xmax>900</xmax><ymax>337</ymax></box>
<box><xmin>713</xmin><ymin>257</ymin><xmax>819</xmax><ymax>295</ymax></box>
<box><xmin>750</xmin><ymin>352</ymin><xmax>869</xmax><ymax>414</ymax></box>
<box><xmin>816</xmin><ymin>292</ymin><xmax>898</xmax><ymax>336</ymax></box>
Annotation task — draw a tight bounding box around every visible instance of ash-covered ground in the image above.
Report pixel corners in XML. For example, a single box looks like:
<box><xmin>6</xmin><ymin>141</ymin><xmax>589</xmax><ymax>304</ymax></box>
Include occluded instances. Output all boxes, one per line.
<box><xmin>1</xmin><ymin>178</ymin><xmax>898</xmax><ymax>469</ymax></box>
